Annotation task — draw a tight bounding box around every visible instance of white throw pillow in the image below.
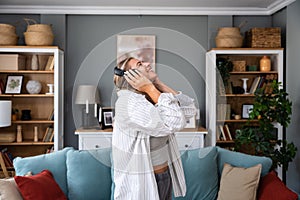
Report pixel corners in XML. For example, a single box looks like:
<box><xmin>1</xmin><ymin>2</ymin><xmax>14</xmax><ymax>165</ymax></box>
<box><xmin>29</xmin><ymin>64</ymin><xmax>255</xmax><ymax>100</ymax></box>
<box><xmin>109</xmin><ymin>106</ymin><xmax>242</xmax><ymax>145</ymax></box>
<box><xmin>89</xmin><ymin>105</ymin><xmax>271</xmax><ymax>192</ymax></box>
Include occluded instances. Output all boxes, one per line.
<box><xmin>0</xmin><ymin>178</ymin><xmax>23</xmax><ymax>200</ymax></box>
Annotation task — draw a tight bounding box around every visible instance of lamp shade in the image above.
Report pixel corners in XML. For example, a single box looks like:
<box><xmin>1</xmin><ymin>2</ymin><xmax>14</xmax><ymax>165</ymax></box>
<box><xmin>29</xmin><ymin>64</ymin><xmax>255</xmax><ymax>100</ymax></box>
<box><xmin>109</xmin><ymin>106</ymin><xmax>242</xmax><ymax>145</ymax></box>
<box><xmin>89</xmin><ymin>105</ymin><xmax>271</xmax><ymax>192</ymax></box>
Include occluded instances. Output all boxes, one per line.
<box><xmin>0</xmin><ymin>100</ymin><xmax>12</xmax><ymax>127</ymax></box>
<box><xmin>75</xmin><ymin>85</ymin><xmax>100</xmax><ymax>104</ymax></box>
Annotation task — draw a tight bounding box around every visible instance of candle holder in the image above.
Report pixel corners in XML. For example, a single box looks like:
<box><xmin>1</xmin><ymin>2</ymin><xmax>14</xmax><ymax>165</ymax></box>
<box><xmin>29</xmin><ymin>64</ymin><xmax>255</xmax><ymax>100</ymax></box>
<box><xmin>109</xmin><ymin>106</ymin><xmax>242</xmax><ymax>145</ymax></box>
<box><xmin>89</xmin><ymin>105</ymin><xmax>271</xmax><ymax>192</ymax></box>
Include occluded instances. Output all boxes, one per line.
<box><xmin>46</xmin><ymin>84</ymin><xmax>54</xmax><ymax>95</ymax></box>
<box><xmin>241</xmin><ymin>78</ymin><xmax>249</xmax><ymax>94</ymax></box>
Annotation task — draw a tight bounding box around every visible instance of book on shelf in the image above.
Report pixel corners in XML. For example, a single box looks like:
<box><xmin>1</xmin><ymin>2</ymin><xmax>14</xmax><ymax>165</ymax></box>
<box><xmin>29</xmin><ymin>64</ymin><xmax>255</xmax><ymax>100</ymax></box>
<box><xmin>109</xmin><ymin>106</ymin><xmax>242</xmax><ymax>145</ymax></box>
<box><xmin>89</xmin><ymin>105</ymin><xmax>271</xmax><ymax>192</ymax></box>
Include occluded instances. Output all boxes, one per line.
<box><xmin>218</xmin><ymin>125</ymin><xmax>233</xmax><ymax>141</ymax></box>
<box><xmin>48</xmin><ymin>109</ymin><xmax>54</xmax><ymax>120</ymax></box>
<box><xmin>249</xmin><ymin>76</ymin><xmax>261</xmax><ymax>94</ymax></box>
<box><xmin>43</xmin><ymin>127</ymin><xmax>53</xmax><ymax>142</ymax></box>
<box><xmin>0</xmin><ymin>148</ymin><xmax>13</xmax><ymax>168</ymax></box>
<box><xmin>218</xmin><ymin>125</ymin><xmax>227</xmax><ymax>141</ymax></box>
<box><xmin>217</xmin><ymin>104</ymin><xmax>231</xmax><ymax>120</ymax></box>
<box><xmin>45</xmin><ymin>56</ymin><xmax>54</xmax><ymax>71</ymax></box>
<box><xmin>224</xmin><ymin>124</ymin><xmax>233</xmax><ymax>141</ymax></box>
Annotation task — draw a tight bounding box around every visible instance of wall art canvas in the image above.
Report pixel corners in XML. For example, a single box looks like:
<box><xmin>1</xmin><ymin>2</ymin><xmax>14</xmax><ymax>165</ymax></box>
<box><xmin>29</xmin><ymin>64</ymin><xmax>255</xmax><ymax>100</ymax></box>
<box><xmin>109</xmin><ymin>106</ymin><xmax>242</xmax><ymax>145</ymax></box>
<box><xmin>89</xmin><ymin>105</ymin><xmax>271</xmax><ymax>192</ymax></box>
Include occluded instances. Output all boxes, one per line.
<box><xmin>117</xmin><ymin>35</ymin><xmax>156</xmax><ymax>70</ymax></box>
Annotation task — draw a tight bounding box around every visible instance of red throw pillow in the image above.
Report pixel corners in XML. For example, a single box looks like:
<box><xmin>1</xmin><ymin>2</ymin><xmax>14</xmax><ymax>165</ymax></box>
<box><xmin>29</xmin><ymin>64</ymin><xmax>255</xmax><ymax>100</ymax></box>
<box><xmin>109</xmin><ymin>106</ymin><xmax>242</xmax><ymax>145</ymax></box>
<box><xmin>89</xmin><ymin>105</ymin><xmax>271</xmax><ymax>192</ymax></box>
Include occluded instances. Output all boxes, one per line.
<box><xmin>258</xmin><ymin>171</ymin><xmax>298</xmax><ymax>200</ymax></box>
<box><xmin>14</xmin><ymin>170</ymin><xmax>67</xmax><ymax>200</ymax></box>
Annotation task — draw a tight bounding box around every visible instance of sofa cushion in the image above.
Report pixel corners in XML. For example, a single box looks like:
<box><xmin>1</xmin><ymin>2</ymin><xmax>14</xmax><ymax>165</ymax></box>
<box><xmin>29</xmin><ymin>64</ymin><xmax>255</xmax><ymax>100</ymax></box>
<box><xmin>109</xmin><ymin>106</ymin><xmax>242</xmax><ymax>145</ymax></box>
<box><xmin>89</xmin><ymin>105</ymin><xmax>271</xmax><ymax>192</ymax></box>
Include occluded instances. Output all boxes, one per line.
<box><xmin>174</xmin><ymin>146</ymin><xmax>219</xmax><ymax>200</ymax></box>
<box><xmin>14</xmin><ymin>170</ymin><xmax>67</xmax><ymax>200</ymax></box>
<box><xmin>13</xmin><ymin>147</ymin><xmax>73</xmax><ymax>196</ymax></box>
<box><xmin>0</xmin><ymin>178</ymin><xmax>23</xmax><ymax>200</ymax></box>
<box><xmin>217</xmin><ymin>163</ymin><xmax>262</xmax><ymax>200</ymax></box>
<box><xmin>66</xmin><ymin>148</ymin><xmax>112</xmax><ymax>200</ymax></box>
<box><xmin>257</xmin><ymin>171</ymin><xmax>298</xmax><ymax>200</ymax></box>
<box><xmin>216</xmin><ymin>147</ymin><xmax>272</xmax><ymax>177</ymax></box>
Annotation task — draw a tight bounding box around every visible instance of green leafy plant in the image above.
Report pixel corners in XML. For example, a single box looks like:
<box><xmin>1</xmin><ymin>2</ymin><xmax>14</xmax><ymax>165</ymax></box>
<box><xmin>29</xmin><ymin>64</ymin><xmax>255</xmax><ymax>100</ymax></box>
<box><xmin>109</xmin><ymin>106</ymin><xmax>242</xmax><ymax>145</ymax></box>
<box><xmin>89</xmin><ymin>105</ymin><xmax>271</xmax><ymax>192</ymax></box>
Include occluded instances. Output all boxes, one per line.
<box><xmin>235</xmin><ymin>81</ymin><xmax>297</xmax><ymax>171</ymax></box>
<box><xmin>216</xmin><ymin>57</ymin><xmax>233</xmax><ymax>86</ymax></box>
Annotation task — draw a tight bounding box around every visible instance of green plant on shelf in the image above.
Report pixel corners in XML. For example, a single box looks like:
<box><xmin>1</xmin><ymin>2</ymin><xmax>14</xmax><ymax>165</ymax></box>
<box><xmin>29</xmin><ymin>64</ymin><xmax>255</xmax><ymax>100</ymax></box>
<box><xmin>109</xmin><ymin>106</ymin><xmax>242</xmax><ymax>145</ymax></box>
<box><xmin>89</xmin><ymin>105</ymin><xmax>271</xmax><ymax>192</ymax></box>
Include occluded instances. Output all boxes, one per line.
<box><xmin>235</xmin><ymin>81</ymin><xmax>297</xmax><ymax>172</ymax></box>
<box><xmin>216</xmin><ymin>57</ymin><xmax>233</xmax><ymax>86</ymax></box>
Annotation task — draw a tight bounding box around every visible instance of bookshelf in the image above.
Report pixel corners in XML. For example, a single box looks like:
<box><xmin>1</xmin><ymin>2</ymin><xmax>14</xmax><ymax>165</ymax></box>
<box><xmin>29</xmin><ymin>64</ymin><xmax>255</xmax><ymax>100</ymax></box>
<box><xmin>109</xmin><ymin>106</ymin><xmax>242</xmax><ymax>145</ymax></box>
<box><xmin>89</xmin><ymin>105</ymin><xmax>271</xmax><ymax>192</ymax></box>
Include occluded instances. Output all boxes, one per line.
<box><xmin>0</xmin><ymin>46</ymin><xmax>64</xmax><ymax>176</ymax></box>
<box><xmin>205</xmin><ymin>48</ymin><xmax>283</xmax><ymax>149</ymax></box>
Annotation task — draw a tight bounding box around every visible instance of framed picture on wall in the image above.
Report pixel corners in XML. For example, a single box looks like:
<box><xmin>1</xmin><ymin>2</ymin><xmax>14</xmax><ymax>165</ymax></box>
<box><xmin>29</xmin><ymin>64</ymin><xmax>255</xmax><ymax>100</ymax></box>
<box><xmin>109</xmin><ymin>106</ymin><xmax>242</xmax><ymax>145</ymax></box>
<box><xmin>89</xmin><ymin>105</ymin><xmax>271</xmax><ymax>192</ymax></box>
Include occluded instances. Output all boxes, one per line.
<box><xmin>117</xmin><ymin>35</ymin><xmax>156</xmax><ymax>70</ymax></box>
<box><xmin>100</xmin><ymin>107</ymin><xmax>115</xmax><ymax>129</ymax></box>
<box><xmin>5</xmin><ymin>75</ymin><xmax>23</xmax><ymax>94</ymax></box>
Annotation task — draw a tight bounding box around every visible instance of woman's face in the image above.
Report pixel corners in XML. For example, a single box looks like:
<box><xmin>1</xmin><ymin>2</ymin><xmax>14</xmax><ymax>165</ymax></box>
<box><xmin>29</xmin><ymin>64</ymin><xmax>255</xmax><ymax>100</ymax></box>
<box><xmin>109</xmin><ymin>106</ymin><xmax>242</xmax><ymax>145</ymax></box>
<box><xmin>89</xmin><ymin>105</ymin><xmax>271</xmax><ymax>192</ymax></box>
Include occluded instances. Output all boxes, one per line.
<box><xmin>127</xmin><ymin>58</ymin><xmax>157</xmax><ymax>81</ymax></box>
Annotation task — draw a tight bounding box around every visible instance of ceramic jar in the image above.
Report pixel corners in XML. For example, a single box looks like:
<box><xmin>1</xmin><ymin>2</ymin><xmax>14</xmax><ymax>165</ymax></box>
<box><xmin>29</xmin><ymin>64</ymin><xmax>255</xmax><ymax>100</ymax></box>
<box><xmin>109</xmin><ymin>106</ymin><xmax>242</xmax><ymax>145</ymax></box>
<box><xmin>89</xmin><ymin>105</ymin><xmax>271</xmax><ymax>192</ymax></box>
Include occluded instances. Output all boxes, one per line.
<box><xmin>26</xmin><ymin>80</ymin><xmax>42</xmax><ymax>94</ymax></box>
<box><xmin>260</xmin><ymin>56</ymin><xmax>271</xmax><ymax>72</ymax></box>
<box><xmin>21</xmin><ymin>110</ymin><xmax>31</xmax><ymax>120</ymax></box>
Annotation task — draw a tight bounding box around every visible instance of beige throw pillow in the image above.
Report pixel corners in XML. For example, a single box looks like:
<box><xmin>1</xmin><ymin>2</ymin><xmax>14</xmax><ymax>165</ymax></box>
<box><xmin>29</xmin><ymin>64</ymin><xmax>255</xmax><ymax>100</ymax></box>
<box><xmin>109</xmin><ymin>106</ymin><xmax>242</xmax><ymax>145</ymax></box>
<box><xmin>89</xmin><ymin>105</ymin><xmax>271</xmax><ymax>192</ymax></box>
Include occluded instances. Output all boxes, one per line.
<box><xmin>217</xmin><ymin>163</ymin><xmax>262</xmax><ymax>200</ymax></box>
<box><xmin>0</xmin><ymin>178</ymin><xmax>23</xmax><ymax>200</ymax></box>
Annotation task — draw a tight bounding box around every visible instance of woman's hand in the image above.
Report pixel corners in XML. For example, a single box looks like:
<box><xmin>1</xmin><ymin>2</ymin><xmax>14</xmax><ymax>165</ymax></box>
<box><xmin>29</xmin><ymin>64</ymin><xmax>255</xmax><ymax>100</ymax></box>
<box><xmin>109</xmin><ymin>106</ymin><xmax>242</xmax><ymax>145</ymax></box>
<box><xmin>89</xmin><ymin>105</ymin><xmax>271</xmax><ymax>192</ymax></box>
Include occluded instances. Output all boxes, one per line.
<box><xmin>124</xmin><ymin>69</ymin><xmax>161</xmax><ymax>103</ymax></box>
<box><xmin>124</xmin><ymin>69</ymin><xmax>153</xmax><ymax>92</ymax></box>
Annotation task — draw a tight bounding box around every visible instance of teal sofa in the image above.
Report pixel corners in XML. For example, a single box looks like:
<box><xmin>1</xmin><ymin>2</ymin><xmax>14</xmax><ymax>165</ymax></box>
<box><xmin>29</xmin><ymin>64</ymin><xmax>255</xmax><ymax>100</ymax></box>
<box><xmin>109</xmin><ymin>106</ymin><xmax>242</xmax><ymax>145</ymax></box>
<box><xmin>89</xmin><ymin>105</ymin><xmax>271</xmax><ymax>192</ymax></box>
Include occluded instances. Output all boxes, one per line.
<box><xmin>13</xmin><ymin>146</ymin><xmax>273</xmax><ymax>200</ymax></box>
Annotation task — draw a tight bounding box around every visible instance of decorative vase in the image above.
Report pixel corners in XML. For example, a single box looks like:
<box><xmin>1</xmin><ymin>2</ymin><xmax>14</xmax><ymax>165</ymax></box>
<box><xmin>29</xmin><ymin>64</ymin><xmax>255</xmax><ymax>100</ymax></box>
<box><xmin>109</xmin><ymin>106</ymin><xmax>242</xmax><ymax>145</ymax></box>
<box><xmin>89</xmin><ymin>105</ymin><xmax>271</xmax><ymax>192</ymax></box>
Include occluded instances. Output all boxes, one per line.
<box><xmin>31</xmin><ymin>54</ymin><xmax>39</xmax><ymax>70</ymax></box>
<box><xmin>241</xmin><ymin>78</ymin><xmax>249</xmax><ymax>94</ymax></box>
<box><xmin>260</xmin><ymin>56</ymin><xmax>271</xmax><ymax>72</ymax></box>
<box><xmin>26</xmin><ymin>80</ymin><xmax>42</xmax><ymax>94</ymax></box>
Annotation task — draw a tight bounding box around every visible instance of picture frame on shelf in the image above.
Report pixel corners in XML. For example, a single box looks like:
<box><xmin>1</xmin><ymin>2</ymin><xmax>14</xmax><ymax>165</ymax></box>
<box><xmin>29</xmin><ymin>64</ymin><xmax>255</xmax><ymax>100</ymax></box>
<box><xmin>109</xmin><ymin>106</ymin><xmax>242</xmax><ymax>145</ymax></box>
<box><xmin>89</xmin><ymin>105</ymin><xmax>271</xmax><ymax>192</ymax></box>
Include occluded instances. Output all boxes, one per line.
<box><xmin>242</xmin><ymin>104</ymin><xmax>253</xmax><ymax>119</ymax></box>
<box><xmin>184</xmin><ymin>115</ymin><xmax>196</xmax><ymax>128</ymax></box>
<box><xmin>101</xmin><ymin>107</ymin><xmax>115</xmax><ymax>129</ymax></box>
<box><xmin>117</xmin><ymin>35</ymin><xmax>156</xmax><ymax>70</ymax></box>
<box><xmin>5</xmin><ymin>75</ymin><xmax>23</xmax><ymax>94</ymax></box>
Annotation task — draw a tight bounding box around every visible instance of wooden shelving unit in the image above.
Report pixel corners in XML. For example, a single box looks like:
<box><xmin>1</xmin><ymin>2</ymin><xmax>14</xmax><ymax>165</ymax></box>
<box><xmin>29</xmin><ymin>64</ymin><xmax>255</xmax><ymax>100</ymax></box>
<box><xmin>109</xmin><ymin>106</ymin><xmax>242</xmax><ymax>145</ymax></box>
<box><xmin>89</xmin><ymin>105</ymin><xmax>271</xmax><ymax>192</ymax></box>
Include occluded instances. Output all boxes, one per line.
<box><xmin>0</xmin><ymin>46</ymin><xmax>64</xmax><ymax>177</ymax></box>
<box><xmin>205</xmin><ymin>48</ymin><xmax>283</xmax><ymax>148</ymax></box>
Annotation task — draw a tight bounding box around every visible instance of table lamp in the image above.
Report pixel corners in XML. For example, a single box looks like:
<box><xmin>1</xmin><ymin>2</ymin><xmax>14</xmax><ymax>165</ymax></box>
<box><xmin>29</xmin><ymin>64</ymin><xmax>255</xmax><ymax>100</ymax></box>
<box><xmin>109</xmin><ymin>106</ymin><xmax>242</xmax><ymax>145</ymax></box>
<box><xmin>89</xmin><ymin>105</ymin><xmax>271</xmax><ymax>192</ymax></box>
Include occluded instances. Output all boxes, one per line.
<box><xmin>0</xmin><ymin>100</ymin><xmax>12</xmax><ymax>127</ymax></box>
<box><xmin>75</xmin><ymin>85</ymin><xmax>100</xmax><ymax>128</ymax></box>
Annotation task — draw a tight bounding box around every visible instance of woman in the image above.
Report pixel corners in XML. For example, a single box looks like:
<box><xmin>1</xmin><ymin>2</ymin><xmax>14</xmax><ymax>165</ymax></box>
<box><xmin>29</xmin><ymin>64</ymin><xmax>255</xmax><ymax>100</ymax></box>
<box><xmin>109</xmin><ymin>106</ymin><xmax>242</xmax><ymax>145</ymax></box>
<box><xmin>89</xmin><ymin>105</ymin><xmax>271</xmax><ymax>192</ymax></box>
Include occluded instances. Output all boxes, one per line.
<box><xmin>112</xmin><ymin>57</ymin><xmax>196</xmax><ymax>200</ymax></box>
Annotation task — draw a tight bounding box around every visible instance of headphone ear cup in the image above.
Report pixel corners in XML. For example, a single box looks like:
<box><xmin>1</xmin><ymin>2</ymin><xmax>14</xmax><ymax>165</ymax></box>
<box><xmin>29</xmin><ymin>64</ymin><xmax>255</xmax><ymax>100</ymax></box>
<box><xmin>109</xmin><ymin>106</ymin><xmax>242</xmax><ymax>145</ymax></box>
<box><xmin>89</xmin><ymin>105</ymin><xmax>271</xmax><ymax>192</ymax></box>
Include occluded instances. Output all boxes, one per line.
<box><xmin>114</xmin><ymin>66</ymin><xmax>125</xmax><ymax>76</ymax></box>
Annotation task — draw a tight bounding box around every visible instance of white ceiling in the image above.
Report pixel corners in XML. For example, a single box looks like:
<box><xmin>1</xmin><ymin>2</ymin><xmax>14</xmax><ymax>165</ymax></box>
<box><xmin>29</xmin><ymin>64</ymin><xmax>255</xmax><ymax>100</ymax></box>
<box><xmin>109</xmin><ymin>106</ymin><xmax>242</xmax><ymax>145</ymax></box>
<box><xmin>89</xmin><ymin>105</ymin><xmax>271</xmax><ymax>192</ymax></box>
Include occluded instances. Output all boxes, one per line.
<box><xmin>0</xmin><ymin>0</ymin><xmax>296</xmax><ymax>15</ymax></box>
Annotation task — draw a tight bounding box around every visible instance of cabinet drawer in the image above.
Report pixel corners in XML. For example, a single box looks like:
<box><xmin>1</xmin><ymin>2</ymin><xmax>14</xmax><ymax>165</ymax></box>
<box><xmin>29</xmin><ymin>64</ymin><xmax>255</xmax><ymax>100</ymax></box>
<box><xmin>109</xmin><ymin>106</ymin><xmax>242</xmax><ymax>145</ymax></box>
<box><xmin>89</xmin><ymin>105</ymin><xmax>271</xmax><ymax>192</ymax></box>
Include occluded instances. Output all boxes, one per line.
<box><xmin>81</xmin><ymin>136</ymin><xmax>112</xmax><ymax>150</ymax></box>
<box><xmin>176</xmin><ymin>135</ymin><xmax>202</xmax><ymax>150</ymax></box>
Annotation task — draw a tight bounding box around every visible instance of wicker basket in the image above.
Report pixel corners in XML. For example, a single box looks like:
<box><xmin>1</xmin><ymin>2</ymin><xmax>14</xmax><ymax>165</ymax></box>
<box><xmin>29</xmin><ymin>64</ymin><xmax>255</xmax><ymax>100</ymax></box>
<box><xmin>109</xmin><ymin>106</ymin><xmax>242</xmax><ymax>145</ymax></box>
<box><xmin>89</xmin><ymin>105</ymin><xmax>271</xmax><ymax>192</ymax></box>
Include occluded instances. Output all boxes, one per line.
<box><xmin>27</xmin><ymin>24</ymin><xmax>53</xmax><ymax>34</ymax></box>
<box><xmin>216</xmin><ymin>27</ymin><xmax>243</xmax><ymax>48</ymax></box>
<box><xmin>246</xmin><ymin>27</ymin><xmax>281</xmax><ymax>48</ymax></box>
<box><xmin>232</xmin><ymin>60</ymin><xmax>246</xmax><ymax>72</ymax></box>
<box><xmin>217</xmin><ymin>27</ymin><xmax>241</xmax><ymax>37</ymax></box>
<box><xmin>24</xmin><ymin>31</ymin><xmax>54</xmax><ymax>46</ymax></box>
<box><xmin>0</xmin><ymin>32</ymin><xmax>18</xmax><ymax>46</ymax></box>
<box><xmin>0</xmin><ymin>23</ymin><xmax>16</xmax><ymax>34</ymax></box>
<box><xmin>215</xmin><ymin>36</ymin><xmax>243</xmax><ymax>48</ymax></box>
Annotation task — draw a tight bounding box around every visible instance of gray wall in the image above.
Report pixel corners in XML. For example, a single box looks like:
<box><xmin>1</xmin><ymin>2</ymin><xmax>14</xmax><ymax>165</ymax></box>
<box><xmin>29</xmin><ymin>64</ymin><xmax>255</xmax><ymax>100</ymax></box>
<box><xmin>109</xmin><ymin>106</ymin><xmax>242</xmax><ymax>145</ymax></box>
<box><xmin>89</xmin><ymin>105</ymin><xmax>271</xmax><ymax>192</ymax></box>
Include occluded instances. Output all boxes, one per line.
<box><xmin>286</xmin><ymin>0</ymin><xmax>300</xmax><ymax>193</ymax></box>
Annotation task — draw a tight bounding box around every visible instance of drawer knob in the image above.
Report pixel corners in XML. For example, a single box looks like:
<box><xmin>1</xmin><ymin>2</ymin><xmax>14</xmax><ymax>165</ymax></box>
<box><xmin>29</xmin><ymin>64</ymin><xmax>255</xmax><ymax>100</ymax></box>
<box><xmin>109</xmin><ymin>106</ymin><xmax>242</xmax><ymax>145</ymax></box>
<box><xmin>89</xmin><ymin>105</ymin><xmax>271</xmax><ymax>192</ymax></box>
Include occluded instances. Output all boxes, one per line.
<box><xmin>95</xmin><ymin>145</ymin><xmax>100</xmax><ymax>148</ymax></box>
<box><xmin>185</xmin><ymin>144</ymin><xmax>189</xmax><ymax>148</ymax></box>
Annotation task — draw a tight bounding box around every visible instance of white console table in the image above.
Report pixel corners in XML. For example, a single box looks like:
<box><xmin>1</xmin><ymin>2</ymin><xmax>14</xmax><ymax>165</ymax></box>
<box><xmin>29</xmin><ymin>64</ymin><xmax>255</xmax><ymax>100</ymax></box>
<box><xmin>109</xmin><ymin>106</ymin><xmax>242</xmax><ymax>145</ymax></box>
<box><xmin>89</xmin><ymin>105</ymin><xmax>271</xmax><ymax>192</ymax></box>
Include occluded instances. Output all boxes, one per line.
<box><xmin>75</xmin><ymin>127</ymin><xmax>208</xmax><ymax>151</ymax></box>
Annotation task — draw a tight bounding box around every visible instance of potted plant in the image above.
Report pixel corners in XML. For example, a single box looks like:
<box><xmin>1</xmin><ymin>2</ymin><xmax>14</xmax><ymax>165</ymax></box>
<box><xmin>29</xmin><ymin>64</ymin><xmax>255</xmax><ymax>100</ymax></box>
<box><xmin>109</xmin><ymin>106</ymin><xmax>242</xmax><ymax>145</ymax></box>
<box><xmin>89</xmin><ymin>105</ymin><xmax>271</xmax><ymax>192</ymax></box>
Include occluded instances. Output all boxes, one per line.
<box><xmin>216</xmin><ymin>57</ymin><xmax>233</xmax><ymax>86</ymax></box>
<box><xmin>12</xmin><ymin>108</ymin><xmax>19</xmax><ymax>121</ymax></box>
<box><xmin>235</xmin><ymin>81</ymin><xmax>297</xmax><ymax>173</ymax></box>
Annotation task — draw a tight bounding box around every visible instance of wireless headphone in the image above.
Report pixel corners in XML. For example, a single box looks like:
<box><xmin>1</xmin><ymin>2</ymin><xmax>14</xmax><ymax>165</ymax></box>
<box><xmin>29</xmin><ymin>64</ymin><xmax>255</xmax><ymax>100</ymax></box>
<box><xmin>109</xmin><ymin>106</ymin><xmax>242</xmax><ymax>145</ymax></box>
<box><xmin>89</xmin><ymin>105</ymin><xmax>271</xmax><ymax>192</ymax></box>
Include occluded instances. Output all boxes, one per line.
<box><xmin>114</xmin><ymin>57</ymin><xmax>131</xmax><ymax>77</ymax></box>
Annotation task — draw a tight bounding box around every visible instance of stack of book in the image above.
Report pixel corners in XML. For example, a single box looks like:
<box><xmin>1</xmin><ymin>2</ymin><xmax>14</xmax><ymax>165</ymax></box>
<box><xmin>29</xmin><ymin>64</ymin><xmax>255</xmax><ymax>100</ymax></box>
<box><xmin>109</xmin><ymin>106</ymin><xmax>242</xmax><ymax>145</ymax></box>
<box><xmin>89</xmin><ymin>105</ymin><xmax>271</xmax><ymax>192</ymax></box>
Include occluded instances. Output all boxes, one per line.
<box><xmin>217</xmin><ymin>124</ymin><xmax>233</xmax><ymax>141</ymax></box>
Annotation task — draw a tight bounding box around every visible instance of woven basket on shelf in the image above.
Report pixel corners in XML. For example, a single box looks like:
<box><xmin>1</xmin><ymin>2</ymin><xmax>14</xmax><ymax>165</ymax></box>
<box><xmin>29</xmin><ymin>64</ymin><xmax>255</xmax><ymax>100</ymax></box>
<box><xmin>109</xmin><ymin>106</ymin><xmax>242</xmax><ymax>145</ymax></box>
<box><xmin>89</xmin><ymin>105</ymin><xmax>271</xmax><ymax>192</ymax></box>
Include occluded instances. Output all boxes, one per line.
<box><xmin>0</xmin><ymin>23</ymin><xmax>16</xmax><ymax>34</ymax></box>
<box><xmin>215</xmin><ymin>27</ymin><xmax>243</xmax><ymax>48</ymax></box>
<box><xmin>23</xmin><ymin>18</ymin><xmax>54</xmax><ymax>46</ymax></box>
<box><xmin>215</xmin><ymin>36</ymin><xmax>243</xmax><ymax>48</ymax></box>
<box><xmin>246</xmin><ymin>27</ymin><xmax>281</xmax><ymax>48</ymax></box>
<box><xmin>0</xmin><ymin>32</ymin><xmax>18</xmax><ymax>46</ymax></box>
<box><xmin>24</xmin><ymin>31</ymin><xmax>54</xmax><ymax>46</ymax></box>
<box><xmin>0</xmin><ymin>23</ymin><xmax>18</xmax><ymax>46</ymax></box>
<box><xmin>232</xmin><ymin>60</ymin><xmax>246</xmax><ymax>72</ymax></box>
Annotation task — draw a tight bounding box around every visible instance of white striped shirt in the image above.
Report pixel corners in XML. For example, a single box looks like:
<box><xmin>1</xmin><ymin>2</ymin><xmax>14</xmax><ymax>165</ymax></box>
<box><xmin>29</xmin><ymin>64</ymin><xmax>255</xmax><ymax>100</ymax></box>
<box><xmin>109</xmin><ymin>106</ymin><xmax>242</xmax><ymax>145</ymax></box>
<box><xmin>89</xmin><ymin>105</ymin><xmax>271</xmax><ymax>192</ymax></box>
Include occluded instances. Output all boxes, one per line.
<box><xmin>112</xmin><ymin>90</ymin><xmax>196</xmax><ymax>200</ymax></box>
